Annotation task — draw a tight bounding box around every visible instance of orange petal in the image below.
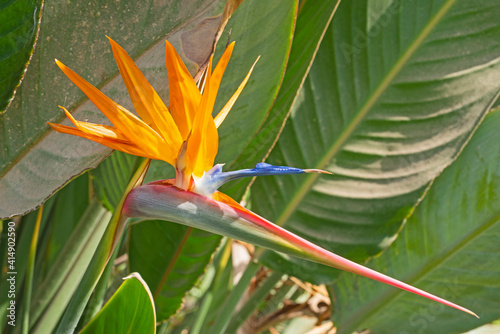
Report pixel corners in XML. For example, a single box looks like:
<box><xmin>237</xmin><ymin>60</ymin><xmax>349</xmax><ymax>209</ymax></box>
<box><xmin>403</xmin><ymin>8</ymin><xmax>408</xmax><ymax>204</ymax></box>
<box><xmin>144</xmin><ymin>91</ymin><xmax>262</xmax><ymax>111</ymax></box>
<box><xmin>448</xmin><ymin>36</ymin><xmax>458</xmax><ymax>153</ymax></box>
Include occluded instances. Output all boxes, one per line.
<box><xmin>107</xmin><ymin>37</ymin><xmax>182</xmax><ymax>149</ymax></box>
<box><xmin>165</xmin><ymin>40</ymin><xmax>201</xmax><ymax>139</ymax></box>
<box><xmin>48</xmin><ymin>122</ymin><xmax>156</xmax><ymax>159</ymax></box>
<box><xmin>215</xmin><ymin>56</ymin><xmax>259</xmax><ymax>128</ymax></box>
<box><xmin>212</xmin><ymin>191</ymin><xmax>254</xmax><ymax>215</ymax></box>
<box><xmin>186</xmin><ymin>57</ymin><xmax>219</xmax><ymax>177</ymax></box>
<box><xmin>55</xmin><ymin>60</ymin><xmax>177</xmax><ymax>164</ymax></box>
<box><xmin>208</xmin><ymin>42</ymin><xmax>234</xmax><ymax>109</ymax></box>
<box><xmin>60</xmin><ymin>107</ymin><xmax>124</xmax><ymax>139</ymax></box>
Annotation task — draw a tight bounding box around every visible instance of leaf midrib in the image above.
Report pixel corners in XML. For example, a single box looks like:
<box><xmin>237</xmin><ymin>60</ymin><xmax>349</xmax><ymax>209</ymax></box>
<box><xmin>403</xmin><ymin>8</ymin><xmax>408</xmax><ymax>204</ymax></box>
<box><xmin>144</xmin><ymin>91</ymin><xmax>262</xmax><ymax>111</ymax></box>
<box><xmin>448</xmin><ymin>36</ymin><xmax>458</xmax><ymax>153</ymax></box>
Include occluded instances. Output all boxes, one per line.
<box><xmin>340</xmin><ymin>211</ymin><xmax>500</xmax><ymax>333</ymax></box>
<box><xmin>275</xmin><ymin>0</ymin><xmax>458</xmax><ymax>227</ymax></box>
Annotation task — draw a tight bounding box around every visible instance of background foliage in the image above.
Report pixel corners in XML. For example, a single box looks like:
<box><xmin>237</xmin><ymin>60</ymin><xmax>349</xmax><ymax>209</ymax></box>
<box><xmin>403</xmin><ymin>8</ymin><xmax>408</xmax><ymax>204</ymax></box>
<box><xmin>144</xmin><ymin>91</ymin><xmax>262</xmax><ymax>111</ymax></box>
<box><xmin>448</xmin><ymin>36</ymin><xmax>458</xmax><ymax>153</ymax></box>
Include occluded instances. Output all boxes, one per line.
<box><xmin>1</xmin><ymin>0</ymin><xmax>500</xmax><ymax>333</ymax></box>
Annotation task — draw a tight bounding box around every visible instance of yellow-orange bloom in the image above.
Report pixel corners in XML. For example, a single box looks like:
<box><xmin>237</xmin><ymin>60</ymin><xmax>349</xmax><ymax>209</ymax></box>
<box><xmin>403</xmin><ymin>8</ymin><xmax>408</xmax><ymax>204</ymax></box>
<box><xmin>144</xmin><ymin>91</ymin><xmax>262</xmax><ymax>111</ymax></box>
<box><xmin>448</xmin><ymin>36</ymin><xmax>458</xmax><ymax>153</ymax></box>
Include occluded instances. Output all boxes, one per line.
<box><xmin>49</xmin><ymin>37</ymin><xmax>257</xmax><ymax>189</ymax></box>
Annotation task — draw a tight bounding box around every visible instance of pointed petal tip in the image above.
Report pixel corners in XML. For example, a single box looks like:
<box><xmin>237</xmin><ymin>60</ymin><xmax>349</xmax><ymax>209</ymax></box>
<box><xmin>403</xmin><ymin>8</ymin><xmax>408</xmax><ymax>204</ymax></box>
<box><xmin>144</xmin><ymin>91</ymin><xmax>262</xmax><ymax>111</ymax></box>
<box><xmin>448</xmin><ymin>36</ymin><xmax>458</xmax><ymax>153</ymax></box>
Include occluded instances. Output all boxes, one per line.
<box><xmin>57</xmin><ymin>106</ymin><xmax>77</xmax><ymax>125</ymax></box>
<box><xmin>57</xmin><ymin>105</ymin><xmax>68</xmax><ymax>112</ymax></box>
<box><xmin>47</xmin><ymin>121</ymin><xmax>68</xmax><ymax>133</ymax></box>
<box><xmin>165</xmin><ymin>39</ymin><xmax>174</xmax><ymax>48</ymax></box>
<box><xmin>469</xmin><ymin>310</ymin><xmax>479</xmax><ymax>318</ymax></box>
<box><xmin>107</xmin><ymin>36</ymin><xmax>124</xmax><ymax>54</ymax></box>
<box><xmin>55</xmin><ymin>59</ymin><xmax>68</xmax><ymax>71</ymax></box>
<box><xmin>224</xmin><ymin>41</ymin><xmax>235</xmax><ymax>51</ymax></box>
<box><xmin>249</xmin><ymin>55</ymin><xmax>260</xmax><ymax>71</ymax></box>
<box><xmin>304</xmin><ymin>169</ymin><xmax>332</xmax><ymax>175</ymax></box>
<box><xmin>454</xmin><ymin>305</ymin><xmax>478</xmax><ymax>318</ymax></box>
<box><xmin>106</xmin><ymin>35</ymin><xmax>119</xmax><ymax>47</ymax></box>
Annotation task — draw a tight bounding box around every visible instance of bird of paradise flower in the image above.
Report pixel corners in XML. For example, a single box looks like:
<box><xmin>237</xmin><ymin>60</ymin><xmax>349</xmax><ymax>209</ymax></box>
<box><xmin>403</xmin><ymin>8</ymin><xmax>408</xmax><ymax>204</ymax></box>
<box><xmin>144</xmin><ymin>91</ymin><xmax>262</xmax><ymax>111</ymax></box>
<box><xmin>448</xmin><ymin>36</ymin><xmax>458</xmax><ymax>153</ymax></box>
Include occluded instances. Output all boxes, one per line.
<box><xmin>48</xmin><ymin>37</ymin><xmax>477</xmax><ymax>318</ymax></box>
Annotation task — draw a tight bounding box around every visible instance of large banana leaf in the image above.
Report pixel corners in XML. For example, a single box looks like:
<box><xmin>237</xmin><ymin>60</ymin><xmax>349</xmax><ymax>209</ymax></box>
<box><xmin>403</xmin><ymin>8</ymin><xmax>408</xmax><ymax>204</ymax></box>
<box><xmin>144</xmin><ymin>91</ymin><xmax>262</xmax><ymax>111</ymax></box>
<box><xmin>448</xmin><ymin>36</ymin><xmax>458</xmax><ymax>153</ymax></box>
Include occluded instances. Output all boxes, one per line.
<box><xmin>331</xmin><ymin>109</ymin><xmax>500</xmax><ymax>334</ymax></box>
<box><xmin>0</xmin><ymin>0</ymin><xmax>283</xmax><ymax>219</ymax></box>
<box><xmin>0</xmin><ymin>0</ymin><xmax>43</xmax><ymax>112</ymax></box>
<box><xmin>252</xmin><ymin>0</ymin><xmax>500</xmax><ymax>283</ymax></box>
<box><xmin>213</xmin><ymin>0</ymin><xmax>296</xmax><ymax>166</ymax></box>
<box><xmin>222</xmin><ymin>0</ymin><xmax>341</xmax><ymax>200</ymax></box>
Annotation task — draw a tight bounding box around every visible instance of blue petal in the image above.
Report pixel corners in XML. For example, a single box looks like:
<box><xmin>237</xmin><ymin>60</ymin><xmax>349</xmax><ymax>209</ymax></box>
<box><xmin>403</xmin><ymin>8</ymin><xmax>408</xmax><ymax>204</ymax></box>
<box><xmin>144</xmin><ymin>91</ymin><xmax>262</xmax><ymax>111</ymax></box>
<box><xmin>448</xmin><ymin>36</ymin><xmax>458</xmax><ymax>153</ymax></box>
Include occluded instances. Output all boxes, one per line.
<box><xmin>193</xmin><ymin>163</ymin><xmax>330</xmax><ymax>196</ymax></box>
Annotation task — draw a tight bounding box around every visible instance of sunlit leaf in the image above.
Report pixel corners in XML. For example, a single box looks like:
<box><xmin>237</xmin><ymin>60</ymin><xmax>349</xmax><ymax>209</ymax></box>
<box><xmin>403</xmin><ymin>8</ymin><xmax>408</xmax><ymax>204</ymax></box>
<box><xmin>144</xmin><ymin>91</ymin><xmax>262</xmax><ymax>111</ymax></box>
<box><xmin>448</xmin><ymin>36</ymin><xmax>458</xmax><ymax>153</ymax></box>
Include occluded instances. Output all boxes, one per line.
<box><xmin>332</xmin><ymin>109</ymin><xmax>500</xmax><ymax>334</ymax></box>
<box><xmin>129</xmin><ymin>221</ymin><xmax>222</xmax><ymax>321</ymax></box>
<box><xmin>214</xmin><ymin>0</ymin><xmax>297</xmax><ymax>165</ymax></box>
<box><xmin>80</xmin><ymin>273</ymin><xmax>156</xmax><ymax>334</ymax></box>
<box><xmin>252</xmin><ymin>0</ymin><xmax>500</xmax><ymax>283</ymax></box>
<box><xmin>222</xmin><ymin>0</ymin><xmax>341</xmax><ymax>200</ymax></box>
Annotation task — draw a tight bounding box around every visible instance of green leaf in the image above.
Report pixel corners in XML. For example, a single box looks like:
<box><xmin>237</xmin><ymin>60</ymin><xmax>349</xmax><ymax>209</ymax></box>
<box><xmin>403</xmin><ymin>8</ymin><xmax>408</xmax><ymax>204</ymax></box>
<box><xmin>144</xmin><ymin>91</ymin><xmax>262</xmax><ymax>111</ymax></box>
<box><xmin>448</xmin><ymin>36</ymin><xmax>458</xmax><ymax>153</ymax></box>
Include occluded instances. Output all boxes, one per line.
<box><xmin>225</xmin><ymin>271</ymin><xmax>285</xmax><ymax>333</ymax></box>
<box><xmin>208</xmin><ymin>260</ymin><xmax>261</xmax><ymax>334</ymax></box>
<box><xmin>42</xmin><ymin>172</ymin><xmax>89</xmax><ymax>270</ymax></box>
<box><xmin>0</xmin><ymin>215</ymin><xmax>36</xmax><ymax>331</ymax></box>
<box><xmin>331</xmin><ymin>109</ymin><xmax>500</xmax><ymax>334</ymax></box>
<box><xmin>0</xmin><ymin>187</ymin><xmax>58</xmax><ymax>333</ymax></box>
<box><xmin>52</xmin><ymin>159</ymin><xmax>149</xmax><ymax>334</ymax></box>
<box><xmin>80</xmin><ymin>273</ymin><xmax>156</xmax><ymax>334</ymax></box>
<box><xmin>0</xmin><ymin>188</ymin><xmax>56</xmax><ymax>332</ymax></box>
<box><xmin>143</xmin><ymin>160</ymin><xmax>175</xmax><ymax>184</ymax></box>
<box><xmin>213</xmin><ymin>0</ymin><xmax>297</xmax><ymax>165</ymax></box>
<box><xmin>91</xmin><ymin>151</ymin><xmax>142</xmax><ymax>212</ymax></box>
<box><xmin>251</xmin><ymin>0</ymin><xmax>500</xmax><ymax>283</ymax></box>
<box><xmin>222</xmin><ymin>0</ymin><xmax>341</xmax><ymax>200</ymax></box>
<box><xmin>29</xmin><ymin>201</ymin><xmax>111</xmax><ymax>333</ymax></box>
<box><xmin>467</xmin><ymin>324</ymin><xmax>500</xmax><ymax>334</ymax></box>
<box><xmin>21</xmin><ymin>206</ymin><xmax>43</xmax><ymax>334</ymax></box>
<box><xmin>128</xmin><ymin>221</ymin><xmax>222</xmax><ymax>321</ymax></box>
<box><xmin>76</xmin><ymin>245</ymin><xmax>115</xmax><ymax>330</ymax></box>
<box><xmin>0</xmin><ymin>0</ymin><xmax>295</xmax><ymax>219</ymax></box>
<box><xmin>190</xmin><ymin>241</ymin><xmax>233</xmax><ymax>334</ymax></box>
<box><xmin>0</xmin><ymin>0</ymin><xmax>43</xmax><ymax>113</ymax></box>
